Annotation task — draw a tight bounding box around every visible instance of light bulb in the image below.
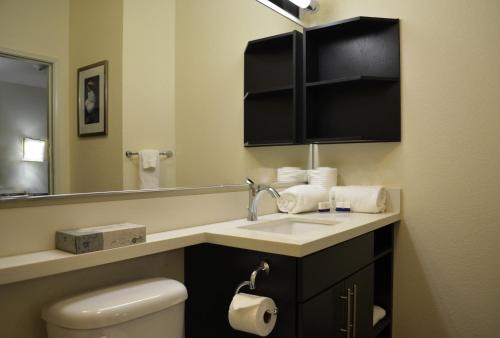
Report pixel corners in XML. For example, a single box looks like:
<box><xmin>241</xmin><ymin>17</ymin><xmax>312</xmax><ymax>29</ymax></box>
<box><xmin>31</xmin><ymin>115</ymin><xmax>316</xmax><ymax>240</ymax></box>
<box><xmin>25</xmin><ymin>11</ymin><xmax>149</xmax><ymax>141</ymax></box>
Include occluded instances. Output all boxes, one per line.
<box><xmin>288</xmin><ymin>0</ymin><xmax>318</xmax><ymax>11</ymax></box>
<box><xmin>289</xmin><ymin>0</ymin><xmax>312</xmax><ymax>9</ymax></box>
<box><xmin>22</xmin><ymin>137</ymin><xmax>46</xmax><ymax>162</ymax></box>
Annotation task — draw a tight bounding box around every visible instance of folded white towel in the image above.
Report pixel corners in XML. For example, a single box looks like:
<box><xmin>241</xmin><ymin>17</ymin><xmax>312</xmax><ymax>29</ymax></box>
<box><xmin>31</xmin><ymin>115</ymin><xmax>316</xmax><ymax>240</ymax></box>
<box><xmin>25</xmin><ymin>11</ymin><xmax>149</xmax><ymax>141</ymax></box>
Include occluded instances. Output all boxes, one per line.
<box><xmin>139</xmin><ymin>150</ymin><xmax>160</xmax><ymax>190</ymax></box>
<box><xmin>277</xmin><ymin>185</ymin><xmax>328</xmax><ymax>214</ymax></box>
<box><xmin>329</xmin><ymin>186</ymin><xmax>386</xmax><ymax>213</ymax></box>
<box><xmin>373</xmin><ymin>305</ymin><xmax>387</xmax><ymax>326</ymax></box>
<box><xmin>308</xmin><ymin>167</ymin><xmax>338</xmax><ymax>190</ymax></box>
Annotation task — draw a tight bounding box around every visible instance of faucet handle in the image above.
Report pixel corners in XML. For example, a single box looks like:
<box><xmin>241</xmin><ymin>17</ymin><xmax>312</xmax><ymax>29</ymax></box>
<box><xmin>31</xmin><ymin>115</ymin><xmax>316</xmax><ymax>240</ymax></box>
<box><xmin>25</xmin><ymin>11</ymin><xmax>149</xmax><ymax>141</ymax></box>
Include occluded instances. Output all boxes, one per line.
<box><xmin>245</xmin><ymin>177</ymin><xmax>255</xmax><ymax>187</ymax></box>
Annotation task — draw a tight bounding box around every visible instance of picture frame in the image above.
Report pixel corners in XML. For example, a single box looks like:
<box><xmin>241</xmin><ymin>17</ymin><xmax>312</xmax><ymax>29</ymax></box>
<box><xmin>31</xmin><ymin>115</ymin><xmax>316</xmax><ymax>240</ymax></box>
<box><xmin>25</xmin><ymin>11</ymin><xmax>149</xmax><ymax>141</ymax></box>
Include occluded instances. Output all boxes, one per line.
<box><xmin>77</xmin><ymin>60</ymin><xmax>108</xmax><ymax>137</ymax></box>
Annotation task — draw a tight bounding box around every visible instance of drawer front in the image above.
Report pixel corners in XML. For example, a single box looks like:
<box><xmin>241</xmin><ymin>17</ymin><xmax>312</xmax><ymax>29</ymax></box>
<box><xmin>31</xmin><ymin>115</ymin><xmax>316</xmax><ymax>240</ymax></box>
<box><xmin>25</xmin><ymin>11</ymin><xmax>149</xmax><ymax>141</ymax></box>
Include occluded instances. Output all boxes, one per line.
<box><xmin>298</xmin><ymin>232</ymin><xmax>374</xmax><ymax>301</ymax></box>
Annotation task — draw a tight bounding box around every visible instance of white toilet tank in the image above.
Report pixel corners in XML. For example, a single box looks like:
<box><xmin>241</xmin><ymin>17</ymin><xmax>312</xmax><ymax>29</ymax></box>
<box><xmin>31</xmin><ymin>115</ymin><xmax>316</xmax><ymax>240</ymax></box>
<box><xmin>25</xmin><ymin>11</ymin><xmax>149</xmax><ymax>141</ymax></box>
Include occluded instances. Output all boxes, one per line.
<box><xmin>42</xmin><ymin>278</ymin><xmax>188</xmax><ymax>338</ymax></box>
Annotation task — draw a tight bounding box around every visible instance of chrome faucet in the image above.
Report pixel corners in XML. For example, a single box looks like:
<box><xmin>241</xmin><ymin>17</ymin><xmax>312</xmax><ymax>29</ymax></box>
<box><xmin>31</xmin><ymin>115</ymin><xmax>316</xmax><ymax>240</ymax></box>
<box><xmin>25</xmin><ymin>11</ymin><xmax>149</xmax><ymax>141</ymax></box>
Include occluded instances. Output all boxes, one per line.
<box><xmin>246</xmin><ymin>178</ymin><xmax>280</xmax><ymax>221</ymax></box>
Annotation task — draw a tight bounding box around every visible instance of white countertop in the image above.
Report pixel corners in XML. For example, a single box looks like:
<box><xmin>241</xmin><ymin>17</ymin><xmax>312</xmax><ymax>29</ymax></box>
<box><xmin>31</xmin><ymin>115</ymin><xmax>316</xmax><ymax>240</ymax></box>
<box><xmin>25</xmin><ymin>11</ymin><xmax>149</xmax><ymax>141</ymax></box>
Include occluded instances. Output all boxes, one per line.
<box><xmin>0</xmin><ymin>210</ymin><xmax>400</xmax><ymax>286</ymax></box>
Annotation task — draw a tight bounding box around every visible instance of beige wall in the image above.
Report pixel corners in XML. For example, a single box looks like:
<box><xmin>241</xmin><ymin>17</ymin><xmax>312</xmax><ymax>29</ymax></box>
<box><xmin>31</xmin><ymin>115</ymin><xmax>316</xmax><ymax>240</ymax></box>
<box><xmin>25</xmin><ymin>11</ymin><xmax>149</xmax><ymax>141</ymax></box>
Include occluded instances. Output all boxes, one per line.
<box><xmin>69</xmin><ymin>0</ymin><xmax>124</xmax><ymax>193</ymax></box>
<box><xmin>122</xmin><ymin>0</ymin><xmax>177</xmax><ymax>190</ymax></box>
<box><xmin>0</xmin><ymin>0</ymin><xmax>71</xmax><ymax>194</ymax></box>
<box><xmin>175</xmin><ymin>0</ymin><xmax>309</xmax><ymax>187</ymax></box>
<box><xmin>304</xmin><ymin>1</ymin><xmax>500</xmax><ymax>337</ymax></box>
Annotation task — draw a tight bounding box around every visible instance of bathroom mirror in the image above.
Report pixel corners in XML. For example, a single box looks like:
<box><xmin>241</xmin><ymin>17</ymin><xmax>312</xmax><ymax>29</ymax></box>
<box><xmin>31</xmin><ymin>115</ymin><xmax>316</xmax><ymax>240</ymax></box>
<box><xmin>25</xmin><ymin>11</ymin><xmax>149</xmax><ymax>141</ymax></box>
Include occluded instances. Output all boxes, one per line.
<box><xmin>0</xmin><ymin>0</ymin><xmax>315</xmax><ymax>201</ymax></box>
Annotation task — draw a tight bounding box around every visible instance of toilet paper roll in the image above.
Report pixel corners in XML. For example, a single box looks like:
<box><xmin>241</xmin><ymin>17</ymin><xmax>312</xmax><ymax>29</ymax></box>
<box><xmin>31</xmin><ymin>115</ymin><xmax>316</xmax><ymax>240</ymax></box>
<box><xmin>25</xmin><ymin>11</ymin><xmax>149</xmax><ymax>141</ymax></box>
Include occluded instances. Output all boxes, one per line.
<box><xmin>228</xmin><ymin>293</ymin><xmax>277</xmax><ymax>337</ymax></box>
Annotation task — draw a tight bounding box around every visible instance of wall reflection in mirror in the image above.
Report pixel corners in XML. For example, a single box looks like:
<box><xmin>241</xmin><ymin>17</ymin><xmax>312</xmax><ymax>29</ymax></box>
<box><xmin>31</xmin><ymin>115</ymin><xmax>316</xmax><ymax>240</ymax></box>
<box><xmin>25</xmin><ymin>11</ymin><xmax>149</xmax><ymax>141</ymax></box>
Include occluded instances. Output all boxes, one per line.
<box><xmin>0</xmin><ymin>0</ymin><xmax>317</xmax><ymax>199</ymax></box>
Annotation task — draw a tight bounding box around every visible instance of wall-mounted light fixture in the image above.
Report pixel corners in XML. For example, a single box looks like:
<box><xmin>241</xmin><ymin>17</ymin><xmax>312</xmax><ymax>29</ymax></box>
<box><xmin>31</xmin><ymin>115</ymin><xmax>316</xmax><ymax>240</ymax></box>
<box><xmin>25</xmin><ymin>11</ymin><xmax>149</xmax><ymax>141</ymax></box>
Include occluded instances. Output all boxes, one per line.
<box><xmin>22</xmin><ymin>137</ymin><xmax>46</xmax><ymax>162</ymax></box>
<box><xmin>289</xmin><ymin>0</ymin><xmax>319</xmax><ymax>12</ymax></box>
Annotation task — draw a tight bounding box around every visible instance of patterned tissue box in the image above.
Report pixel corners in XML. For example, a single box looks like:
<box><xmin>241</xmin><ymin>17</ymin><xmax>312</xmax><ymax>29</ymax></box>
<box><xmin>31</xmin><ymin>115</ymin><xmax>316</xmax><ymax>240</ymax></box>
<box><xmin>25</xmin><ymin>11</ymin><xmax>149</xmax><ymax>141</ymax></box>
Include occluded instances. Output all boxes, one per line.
<box><xmin>56</xmin><ymin>223</ymin><xmax>146</xmax><ymax>254</ymax></box>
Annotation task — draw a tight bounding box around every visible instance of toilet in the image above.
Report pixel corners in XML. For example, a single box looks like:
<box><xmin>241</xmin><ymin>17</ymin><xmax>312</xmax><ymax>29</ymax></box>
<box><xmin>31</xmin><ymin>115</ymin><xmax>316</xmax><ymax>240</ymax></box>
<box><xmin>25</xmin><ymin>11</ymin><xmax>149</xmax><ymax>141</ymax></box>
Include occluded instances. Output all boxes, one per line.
<box><xmin>42</xmin><ymin>278</ymin><xmax>188</xmax><ymax>338</ymax></box>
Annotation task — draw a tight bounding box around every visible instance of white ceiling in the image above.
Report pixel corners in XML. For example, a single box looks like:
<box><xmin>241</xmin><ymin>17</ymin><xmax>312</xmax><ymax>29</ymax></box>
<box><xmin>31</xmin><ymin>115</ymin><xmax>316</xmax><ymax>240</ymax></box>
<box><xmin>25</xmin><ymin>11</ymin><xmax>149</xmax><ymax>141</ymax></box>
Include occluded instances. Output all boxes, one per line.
<box><xmin>0</xmin><ymin>56</ymin><xmax>49</xmax><ymax>88</ymax></box>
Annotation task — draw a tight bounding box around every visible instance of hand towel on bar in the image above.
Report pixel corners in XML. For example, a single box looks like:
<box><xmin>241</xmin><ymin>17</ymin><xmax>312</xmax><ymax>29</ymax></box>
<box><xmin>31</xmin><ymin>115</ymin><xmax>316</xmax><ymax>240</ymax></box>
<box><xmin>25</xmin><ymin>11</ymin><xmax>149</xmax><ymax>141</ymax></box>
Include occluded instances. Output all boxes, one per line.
<box><xmin>139</xmin><ymin>150</ymin><xmax>160</xmax><ymax>190</ymax></box>
<box><xmin>277</xmin><ymin>184</ymin><xmax>328</xmax><ymax>214</ymax></box>
<box><xmin>308</xmin><ymin>167</ymin><xmax>338</xmax><ymax>190</ymax></box>
<box><xmin>329</xmin><ymin>186</ymin><xmax>387</xmax><ymax>213</ymax></box>
<box><xmin>373</xmin><ymin>305</ymin><xmax>387</xmax><ymax>326</ymax></box>
<box><xmin>140</xmin><ymin>149</ymin><xmax>159</xmax><ymax>169</ymax></box>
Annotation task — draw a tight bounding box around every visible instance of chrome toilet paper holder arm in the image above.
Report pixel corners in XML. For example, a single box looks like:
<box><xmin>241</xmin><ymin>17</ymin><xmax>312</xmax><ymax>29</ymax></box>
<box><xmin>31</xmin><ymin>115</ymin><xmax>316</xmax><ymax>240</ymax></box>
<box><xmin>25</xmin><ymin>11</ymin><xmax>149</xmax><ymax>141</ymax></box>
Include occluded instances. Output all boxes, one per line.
<box><xmin>234</xmin><ymin>261</ymin><xmax>278</xmax><ymax>317</ymax></box>
<box><xmin>235</xmin><ymin>261</ymin><xmax>270</xmax><ymax>295</ymax></box>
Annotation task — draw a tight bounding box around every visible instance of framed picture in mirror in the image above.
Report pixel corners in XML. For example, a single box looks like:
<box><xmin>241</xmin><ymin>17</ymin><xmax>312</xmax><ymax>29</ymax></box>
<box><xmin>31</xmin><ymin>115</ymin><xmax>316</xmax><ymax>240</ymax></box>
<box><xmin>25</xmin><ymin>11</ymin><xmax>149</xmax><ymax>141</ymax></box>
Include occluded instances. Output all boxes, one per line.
<box><xmin>77</xmin><ymin>60</ymin><xmax>108</xmax><ymax>137</ymax></box>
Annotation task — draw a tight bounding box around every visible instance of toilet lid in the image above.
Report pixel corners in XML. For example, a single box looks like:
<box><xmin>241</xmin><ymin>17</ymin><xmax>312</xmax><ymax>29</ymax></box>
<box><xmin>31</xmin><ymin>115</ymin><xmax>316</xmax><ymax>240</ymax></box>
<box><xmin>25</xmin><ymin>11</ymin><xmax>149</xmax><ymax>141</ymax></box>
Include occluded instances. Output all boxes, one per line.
<box><xmin>41</xmin><ymin>278</ymin><xmax>188</xmax><ymax>329</ymax></box>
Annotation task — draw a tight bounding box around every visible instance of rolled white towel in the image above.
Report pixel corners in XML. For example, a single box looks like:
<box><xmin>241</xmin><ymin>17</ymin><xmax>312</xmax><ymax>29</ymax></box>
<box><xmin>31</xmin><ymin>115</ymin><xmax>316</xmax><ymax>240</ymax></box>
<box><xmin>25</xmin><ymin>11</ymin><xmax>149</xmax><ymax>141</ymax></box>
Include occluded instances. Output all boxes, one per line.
<box><xmin>308</xmin><ymin>167</ymin><xmax>338</xmax><ymax>190</ymax></box>
<box><xmin>373</xmin><ymin>305</ymin><xmax>387</xmax><ymax>326</ymax></box>
<box><xmin>329</xmin><ymin>186</ymin><xmax>387</xmax><ymax>213</ymax></box>
<box><xmin>277</xmin><ymin>185</ymin><xmax>328</xmax><ymax>214</ymax></box>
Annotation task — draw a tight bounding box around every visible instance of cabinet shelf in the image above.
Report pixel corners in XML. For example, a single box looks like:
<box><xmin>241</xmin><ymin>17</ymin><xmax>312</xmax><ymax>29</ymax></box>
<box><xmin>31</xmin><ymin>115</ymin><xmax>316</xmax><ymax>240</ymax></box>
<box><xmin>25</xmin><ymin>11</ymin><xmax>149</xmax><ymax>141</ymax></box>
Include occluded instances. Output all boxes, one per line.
<box><xmin>306</xmin><ymin>76</ymin><xmax>399</xmax><ymax>88</ymax></box>
<box><xmin>308</xmin><ymin>136</ymin><xmax>400</xmax><ymax>144</ymax></box>
<box><xmin>244</xmin><ymin>85</ymin><xmax>294</xmax><ymax>98</ymax></box>
<box><xmin>244</xmin><ymin>140</ymin><xmax>297</xmax><ymax>147</ymax></box>
<box><xmin>306</xmin><ymin>16</ymin><xmax>399</xmax><ymax>34</ymax></box>
<box><xmin>374</xmin><ymin>248</ymin><xmax>393</xmax><ymax>262</ymax></box>
<box><xmin>373</xmin><ymin>316</ymin><xmax>392</xmax><ymax>337</ymax></box>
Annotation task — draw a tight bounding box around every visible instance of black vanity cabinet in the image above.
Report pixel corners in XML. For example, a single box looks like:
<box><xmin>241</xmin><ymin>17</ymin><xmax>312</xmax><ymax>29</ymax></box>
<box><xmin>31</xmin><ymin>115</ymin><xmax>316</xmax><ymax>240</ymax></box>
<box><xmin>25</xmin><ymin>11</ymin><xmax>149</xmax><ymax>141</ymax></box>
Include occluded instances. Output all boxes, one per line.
<box><xmin>185</xmin><ymin>224</ymin><xmax>394</xmax><ymax>338</ymax></box>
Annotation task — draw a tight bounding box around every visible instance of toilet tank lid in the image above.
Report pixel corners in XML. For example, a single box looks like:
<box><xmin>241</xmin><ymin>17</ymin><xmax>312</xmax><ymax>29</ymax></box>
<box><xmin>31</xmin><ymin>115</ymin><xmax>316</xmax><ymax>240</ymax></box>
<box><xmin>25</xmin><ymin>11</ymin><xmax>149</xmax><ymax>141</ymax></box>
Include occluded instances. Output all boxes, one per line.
<box><xmin>41</xmin><ymin>278</ymin><xmax>188</xmax><ymax>330</ymax></box>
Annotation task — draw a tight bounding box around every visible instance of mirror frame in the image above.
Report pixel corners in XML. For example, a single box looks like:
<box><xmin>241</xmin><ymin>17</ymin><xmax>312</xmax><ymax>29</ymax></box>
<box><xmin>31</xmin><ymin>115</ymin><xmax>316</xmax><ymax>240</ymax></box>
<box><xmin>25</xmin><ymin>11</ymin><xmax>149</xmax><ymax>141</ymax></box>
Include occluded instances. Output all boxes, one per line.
<box><xmin>0</xmin><ymin>182</ymin><xmax>298</xmax><ymax>209</ymax></box>
<box><xmin>0</xmin><ymin>48</ymin><xmax>56</xmax><ymax>198</ymax></box>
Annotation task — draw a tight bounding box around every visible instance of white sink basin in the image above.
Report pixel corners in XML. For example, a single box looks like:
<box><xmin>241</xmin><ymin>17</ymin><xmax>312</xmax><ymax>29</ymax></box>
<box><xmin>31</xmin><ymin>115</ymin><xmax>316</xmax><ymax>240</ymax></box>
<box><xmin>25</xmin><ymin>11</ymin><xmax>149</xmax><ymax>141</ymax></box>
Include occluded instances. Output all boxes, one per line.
<box><xmin>239</xmin><ymin>218</ymin><xmax>337</xmax><ymax>235</ymax></box>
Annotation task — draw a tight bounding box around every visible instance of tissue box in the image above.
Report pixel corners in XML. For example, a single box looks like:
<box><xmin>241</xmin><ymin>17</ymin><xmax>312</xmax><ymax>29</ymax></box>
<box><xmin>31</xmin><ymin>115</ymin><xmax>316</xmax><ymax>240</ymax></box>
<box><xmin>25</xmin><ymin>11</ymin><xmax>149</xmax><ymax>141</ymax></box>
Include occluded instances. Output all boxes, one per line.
<box><xmin>56</xmin><ymin>223</ymin><xmax>146</xmax><ymax>254</ymax></box>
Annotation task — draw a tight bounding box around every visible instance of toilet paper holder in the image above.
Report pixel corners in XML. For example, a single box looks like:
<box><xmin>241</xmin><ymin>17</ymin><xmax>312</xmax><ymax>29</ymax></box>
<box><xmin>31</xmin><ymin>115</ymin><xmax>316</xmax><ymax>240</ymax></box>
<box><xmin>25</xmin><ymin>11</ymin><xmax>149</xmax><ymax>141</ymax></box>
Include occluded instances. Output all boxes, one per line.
<box><xmin>235</xmin><ymin>261</ymin><xmax>270</xmax><ymax>294</ymax></box>
<box><xmin>234</xmin><ymin>261</ymin><xmax>278</xmax><ymax>316</ymax></box>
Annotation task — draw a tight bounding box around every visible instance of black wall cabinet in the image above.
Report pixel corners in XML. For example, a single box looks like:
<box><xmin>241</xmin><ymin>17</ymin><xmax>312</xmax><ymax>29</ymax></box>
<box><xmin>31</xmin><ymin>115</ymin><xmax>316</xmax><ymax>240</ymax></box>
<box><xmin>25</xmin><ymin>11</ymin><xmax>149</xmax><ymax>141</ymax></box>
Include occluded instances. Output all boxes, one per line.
<box><xmin>185</xmin><ymin>224</ymin><xmax>395</xmax><ymax>338</ymax></box>
<box><xmin>244</xmin><ymin>16</ymin><xmax>401</xmax><ymax>146</ymax></box>
<box><xmin>244</xmin><ymin>31</ymin><xmax>303</xmax><ymax>146</ymax></box>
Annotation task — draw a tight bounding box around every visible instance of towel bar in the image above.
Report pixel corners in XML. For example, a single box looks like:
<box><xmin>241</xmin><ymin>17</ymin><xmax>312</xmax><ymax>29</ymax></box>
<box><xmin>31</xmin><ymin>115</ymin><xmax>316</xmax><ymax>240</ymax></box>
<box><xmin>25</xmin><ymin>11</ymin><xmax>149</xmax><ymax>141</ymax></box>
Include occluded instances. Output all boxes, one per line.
<box><xmin>125</xmin><ymin>150</ymin><xmax>173</xmax><ymax>159</ymax></box>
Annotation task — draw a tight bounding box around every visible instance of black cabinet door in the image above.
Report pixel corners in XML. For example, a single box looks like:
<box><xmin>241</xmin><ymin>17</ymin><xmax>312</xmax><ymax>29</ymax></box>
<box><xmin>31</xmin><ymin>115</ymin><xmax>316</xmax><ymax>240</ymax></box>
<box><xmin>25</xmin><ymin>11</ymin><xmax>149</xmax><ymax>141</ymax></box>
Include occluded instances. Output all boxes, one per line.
<box><xmin>185</xmin><ymin>244</ymin><xmax>298</xmax><ymax>338</ymax></box>
<box><xmin>298</xmin><ymin>281</ymin><xmax>348</xmax><ymax>338</ymax></box>
<box><xmin>299</xmin><ymin>264</ymin><xmax>374</xmax><ymax>338</ymax></box>
<box><xmin>346</xmin><ymin>265</ymin><xmax>374</xmax><ymax>338</ymax></box>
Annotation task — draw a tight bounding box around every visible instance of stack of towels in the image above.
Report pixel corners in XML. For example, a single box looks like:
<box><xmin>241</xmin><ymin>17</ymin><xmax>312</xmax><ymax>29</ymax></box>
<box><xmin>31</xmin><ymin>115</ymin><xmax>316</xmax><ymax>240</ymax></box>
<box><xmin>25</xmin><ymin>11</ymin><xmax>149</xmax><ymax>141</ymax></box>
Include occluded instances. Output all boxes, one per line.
<box><xmin>277</xmin><ymin>166</ymin><xmax>337</xmax><ymax>214</ymax></box>
<box><xmin>277</xmin><ymin>167</ymin><xmax>308</xmax><ymax>184</ymax></box>
<box><xmin>276</xmin><ymin>167</ymin><xmax>337</xmax><ymax>187</ymax></box>
<box><xmin>307</xmin><ymin>167</ymin><xmax>338</xmax><ymax>190</ymax></box>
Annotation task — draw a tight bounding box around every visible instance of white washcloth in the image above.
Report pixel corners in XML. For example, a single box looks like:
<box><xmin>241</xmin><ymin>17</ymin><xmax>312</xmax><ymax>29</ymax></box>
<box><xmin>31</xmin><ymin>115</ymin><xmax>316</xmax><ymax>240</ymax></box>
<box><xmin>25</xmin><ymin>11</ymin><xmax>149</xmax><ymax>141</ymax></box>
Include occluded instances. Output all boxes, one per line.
<box><xmin>277</xmin><ymin>184</ymin><xmax>328</xmax><ymax>214</ymax></box>
<box><xmin>329</xmin><ymin>186</ymin><xmax>386</xmax><ymax>213</ymax></box>
<box><xmin>373</xmin><ymin>305</ymin><xmax>387</xmax><ymax>326</ymax></box>
<box><xmin>139</xmin><ymin>150</ymin><xmax>160</xmax><ymax>190</ymax></box>
<box><xmin>308</xmin><ymin>167</ymin><xmax>338</xmax><ymax>190</ymax></box>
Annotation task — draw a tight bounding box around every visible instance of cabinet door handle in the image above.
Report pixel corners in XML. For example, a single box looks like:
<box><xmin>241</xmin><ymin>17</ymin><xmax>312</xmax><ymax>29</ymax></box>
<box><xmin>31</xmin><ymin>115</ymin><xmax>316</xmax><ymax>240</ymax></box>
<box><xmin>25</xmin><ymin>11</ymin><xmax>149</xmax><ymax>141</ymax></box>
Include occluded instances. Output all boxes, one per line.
<box><xmin>339</xmin><ymin>288</ymin><xmax>353</xmax><ymax>337</ymax></box>
<box><xmin>339</xmin><ymin>294</ymin><xmax>348</xmax><ymax>335</ymax></box>
<box><xmin>353</xmin><ymin>284</ymin><xmax>358</xmax><ymax>338</ymax></box>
